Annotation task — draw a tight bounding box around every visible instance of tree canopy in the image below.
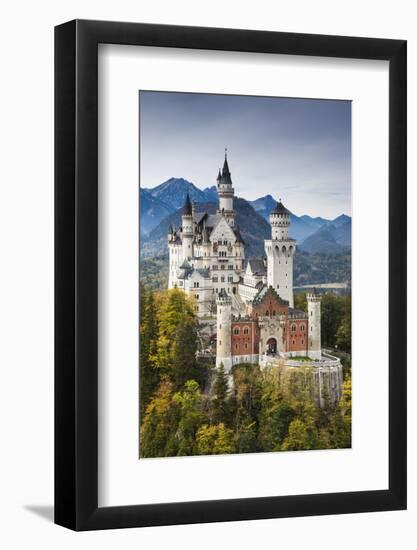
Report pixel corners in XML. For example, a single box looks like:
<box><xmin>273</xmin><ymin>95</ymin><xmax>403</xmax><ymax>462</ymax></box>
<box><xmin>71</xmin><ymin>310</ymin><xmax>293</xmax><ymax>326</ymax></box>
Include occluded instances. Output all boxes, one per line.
<box><xmin>139</xmin><ymin>288</ymin><xmax>351</xmax><ymax>458</ymax></box>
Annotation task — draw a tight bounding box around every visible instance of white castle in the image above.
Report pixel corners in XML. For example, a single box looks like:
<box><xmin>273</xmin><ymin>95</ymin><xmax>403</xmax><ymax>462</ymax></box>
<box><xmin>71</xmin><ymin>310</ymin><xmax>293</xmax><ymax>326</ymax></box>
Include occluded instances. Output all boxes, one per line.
<box><xmin>168</xmin><ymin>153</ymin><xmax>343</xmax><ymax>403</ymax></box>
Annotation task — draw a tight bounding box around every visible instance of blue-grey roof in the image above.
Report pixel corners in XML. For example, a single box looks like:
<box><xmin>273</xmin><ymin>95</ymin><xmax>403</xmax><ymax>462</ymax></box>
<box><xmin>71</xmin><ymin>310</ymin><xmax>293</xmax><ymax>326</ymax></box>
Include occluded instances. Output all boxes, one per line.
<box><xmin>288</xmin><ymin>307</ymin><xmax>308</xmax><ymax>319</ymax></box>
<box><xmin>182</xmin><ymin>193</ymin><xmax>192</xmax><ymax>216</ymax></box>
<box><xmin>247</xmin><ymin>258</ymin><xmax>266</xmax><ymax>276</ymax></box>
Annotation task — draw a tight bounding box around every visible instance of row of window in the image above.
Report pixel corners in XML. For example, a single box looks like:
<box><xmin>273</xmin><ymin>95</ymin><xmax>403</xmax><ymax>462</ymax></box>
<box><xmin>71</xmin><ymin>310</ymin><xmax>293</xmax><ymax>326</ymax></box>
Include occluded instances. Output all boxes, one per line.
<box><xmin>290</xmin><ymin>339</ymin><xmax>305</xmax><ymax>346</ymax></box>
<box><xmin>212</xmin><ymin>276</ymin><xmax>234</xmax><ymax>283</ymax></box>
<box><xmin>263</xmin><ymin>310</ymin><xmax>278</xmax><ymax>317</ymax></box>
<box><xmin>212</xmin><ymin>264</ymin><xmax>236</xmax><ymax>270</ymax></box>
<box><xmin>291</xmin><ymin>323</ymin><xmax>306</xmax><ymax>332</ymax></box>
<box><xmin>233</xmin><ymin>327</ymin><xmax>250</xmax><ymax>335</ymax></box>
<box><xmin>235</xmin><ymin>342</ymin><xmax>249</xmax><ymax>350</ymax></box>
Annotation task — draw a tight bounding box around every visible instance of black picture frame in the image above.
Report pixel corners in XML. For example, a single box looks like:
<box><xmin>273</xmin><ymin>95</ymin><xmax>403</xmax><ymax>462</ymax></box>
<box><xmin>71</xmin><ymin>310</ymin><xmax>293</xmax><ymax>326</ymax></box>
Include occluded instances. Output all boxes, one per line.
<box><xmin>55</xmin><ymin>19</ymin><xmax>407</xmax><ymax>531</ymax></box>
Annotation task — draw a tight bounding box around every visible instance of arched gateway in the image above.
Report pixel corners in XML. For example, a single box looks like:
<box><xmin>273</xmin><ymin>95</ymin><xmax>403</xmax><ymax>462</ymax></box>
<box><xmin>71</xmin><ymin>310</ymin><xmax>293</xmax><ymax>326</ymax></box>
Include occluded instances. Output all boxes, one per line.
<box><xmin>266</xmin><ymin>337</ymin><xmax>277</xmax><ymax>355</ymax></box>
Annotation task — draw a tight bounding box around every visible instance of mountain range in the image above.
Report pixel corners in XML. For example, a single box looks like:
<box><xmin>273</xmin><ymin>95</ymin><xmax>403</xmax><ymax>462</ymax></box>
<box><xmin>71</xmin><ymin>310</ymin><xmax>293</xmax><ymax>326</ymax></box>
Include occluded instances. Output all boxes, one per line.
<box><xmin>140</xmin><ymin>188</ymin><xmax>176</xmax><ymax>234</ymax></box>
<box><xmin>140</xmin><ymin>177</ymin><xmax>351</xmax><ymax>257</ymax></box>
<box><xmin>141</xmin><ymin>178</ymin><xmax>217</xmax><ymax>234</ymax></box>
<box><xmin>141</xmin><ymin>197</ymin><xmax>271</xmax><ymax>259</ymax></box>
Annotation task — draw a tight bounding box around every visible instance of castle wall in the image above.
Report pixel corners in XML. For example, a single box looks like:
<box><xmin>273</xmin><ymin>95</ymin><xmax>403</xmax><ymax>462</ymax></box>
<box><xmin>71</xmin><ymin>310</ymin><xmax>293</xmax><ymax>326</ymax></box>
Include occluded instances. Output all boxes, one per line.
<box><xmin>231</xmin><ymin>320</ymin><xmax>259</xmax><ymax>356</ymax></box>
<box><xmin>286</xmin><ymin>318</ymin><xmax>308</xmax><ymax>354</ymax></box>
<box><xmin>264</xmin><ymin>241</ymin><xmax>295</xmax><ymax>307</ymax></box>
<box><xmin>185</xmin><ymin>285</ymin><xmax>214</xmax><ymax>316</ymax></box>
<box><xmin>260</xmin><ymin>355</ymin><xmax>344</xmax><ymax>407</ymax></box>
<box><xmin>307</xmin><ymin>294</ymin><xmax>322</xmax><ymax>359</ymax></box>
<box><xmin>231</xmin><ymin>354</ymin><xmax>259</xmax><ymax>366</ymax></box>
<box><xmin>216</xmin><ymin>297</ymin><xmax>232</xmax><ymax>372</ymax></box>
<box><xmin>168</xmin><ymin>243</ymin><xmax>182</xmax><ymax>289</ymax></box>
<box><xmin>238</xmin><ymin>282</ymin><xmax>261</xmax><ymax>304</ymax></box>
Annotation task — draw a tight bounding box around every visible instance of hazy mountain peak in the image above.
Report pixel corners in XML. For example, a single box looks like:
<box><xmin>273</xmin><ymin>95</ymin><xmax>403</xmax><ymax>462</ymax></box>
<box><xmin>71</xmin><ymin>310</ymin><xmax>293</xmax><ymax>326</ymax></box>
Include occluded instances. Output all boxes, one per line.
<box><xmin>141</xmin><ymin>176</ymin><xmax>351</xmax><ymax>251</ymax></box>
<box><xmin>331</xmin><ymin>213</ymin><xmax>351</xmax><ymax>227</ymax></box>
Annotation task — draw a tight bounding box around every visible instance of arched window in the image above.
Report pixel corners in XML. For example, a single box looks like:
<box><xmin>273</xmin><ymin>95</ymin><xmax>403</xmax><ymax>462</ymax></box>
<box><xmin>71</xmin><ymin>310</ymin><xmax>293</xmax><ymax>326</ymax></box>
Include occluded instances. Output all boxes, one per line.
<box><xmin>233</xmin><ymin>327</ymin><xmax>240</xmax><ymax>335</ymax></box>
<box><xmin>244</xmin><ymin>343</ymin><xmax>248</xmax><ymax>349</ymax></box>
<box><xmin>291</xmin><ymin>324</ymin><xmax>297</xmax><ymax>332</ymax></box>
<box><xmin>300</xmin><ymin>324</ymin><xmax>305</xmax><ymax>331</ymax></box>
<box><xmin>272</xmin><ymin>310</ymin><xmax>276</xmax><ymax>316</ymax></box>
<box><xmin>265</xmin><ymin>310</ymin><xmax>269</xmax><ymax>316</ymax></box>
<box><xmin>243</xmin><ymin>326</ymin><xmax>249</xmax><ymax>335</ymax></box>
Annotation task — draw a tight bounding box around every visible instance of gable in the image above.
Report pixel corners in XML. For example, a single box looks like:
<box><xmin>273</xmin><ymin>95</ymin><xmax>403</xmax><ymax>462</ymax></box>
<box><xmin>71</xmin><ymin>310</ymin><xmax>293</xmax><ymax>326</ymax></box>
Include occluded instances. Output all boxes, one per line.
<box><xmin>209</xmin><ymin>217</ymin><xmax>236</xmax><ymax>244</ymax></box>
<box><xmin>252</xmin><ymin>285</ymin><xmax>289</xmax><ymax>316</ymax></box>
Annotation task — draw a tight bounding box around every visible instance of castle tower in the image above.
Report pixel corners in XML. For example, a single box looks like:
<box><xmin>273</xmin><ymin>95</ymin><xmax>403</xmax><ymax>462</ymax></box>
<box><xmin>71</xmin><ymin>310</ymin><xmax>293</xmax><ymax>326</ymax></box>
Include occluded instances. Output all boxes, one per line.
<box><xmin>217</xmin><ymin>150</ymin><xmax>235</xmax><ymax>227</ymax></box>
<box><xmin>168</xmin><ymin>225</ymin><xmax>180</xmax><ymax>289</ymax></box>
<box><xmin>201</xmin><ymin>221</ymin><xmax>211</xmax><ymax>264</ymax></box>
<box><xmin>307</xmin><ymin>289</ymin><xmax>322</xmax><ymax>360</ymax></box>
<box><xmin>216</xmin><ymin>289</ymin><xmax>233</xmax><ymax>372</ymax></box>
<box><xmin>264</xmin><ymin>200</ymin><xmax>296</xmax><ymax>307</ymax></box>
<box><xmin>181</xmin><ymin>193</ymin><xmax>194</xmax><ymax>261</ymax></box>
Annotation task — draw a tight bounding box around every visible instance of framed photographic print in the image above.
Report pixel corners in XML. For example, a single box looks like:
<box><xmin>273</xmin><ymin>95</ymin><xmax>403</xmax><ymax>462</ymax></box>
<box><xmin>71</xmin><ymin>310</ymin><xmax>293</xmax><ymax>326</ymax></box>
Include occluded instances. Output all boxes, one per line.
<box><xmin>55</xmin><ymin>20</ymin><xmax>407</xmax><ymax>530</ymax></box>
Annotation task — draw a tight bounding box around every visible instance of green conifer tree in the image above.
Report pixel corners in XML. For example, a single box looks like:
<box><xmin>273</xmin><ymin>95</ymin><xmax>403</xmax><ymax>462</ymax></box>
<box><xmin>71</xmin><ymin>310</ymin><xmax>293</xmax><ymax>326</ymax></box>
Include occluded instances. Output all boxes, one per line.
<box><xmin>212</xmin><ymin>363</ymin><xmax>230</xmax><ymax>425</ymax></box>
<box><xmin>139</xmin><ymin>285</ymin><xmax>160</xmax><ymax>416</ymax></box>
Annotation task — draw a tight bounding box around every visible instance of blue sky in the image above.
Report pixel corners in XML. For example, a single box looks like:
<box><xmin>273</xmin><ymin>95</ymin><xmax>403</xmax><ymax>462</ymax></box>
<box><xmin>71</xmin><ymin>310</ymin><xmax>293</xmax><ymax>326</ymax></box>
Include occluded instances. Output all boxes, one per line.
<box><xmin>139</xmin><ymin>91</ymin><xmax>351</xmax><ymax>218</ymax></box>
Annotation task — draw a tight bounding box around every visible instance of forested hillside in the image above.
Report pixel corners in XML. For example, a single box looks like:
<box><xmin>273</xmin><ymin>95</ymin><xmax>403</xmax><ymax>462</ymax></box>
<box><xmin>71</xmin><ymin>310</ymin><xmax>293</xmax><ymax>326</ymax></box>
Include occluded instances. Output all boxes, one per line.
<box><xmin>139</xmin><ymin>287</ymin><xmax>351</xmax><ymax>458</ymax></box>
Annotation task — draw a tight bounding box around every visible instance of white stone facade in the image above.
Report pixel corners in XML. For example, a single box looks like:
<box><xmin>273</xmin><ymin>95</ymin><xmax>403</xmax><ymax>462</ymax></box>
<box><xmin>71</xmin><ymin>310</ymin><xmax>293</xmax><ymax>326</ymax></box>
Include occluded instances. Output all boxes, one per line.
<box><xmin>167</xmin><ymin>153</ymin><xmax>327</xmax><ymax>383</ymax></box>
<box><xmin>168</xmin><ymin>154</ymin><xmax>245</xmax><ymax>316</ymax></box>
<box><xmin>216</xmin><ymin>289</ymin><xmax>233</xmax><ymax>372</ymax></box>
<box><xmin>307</xmin><ymin>291</ymin><xmax>322</xmax><ymax>360</ymax></box>
<box><xmin>264</xmin><ymin>204</ymin><xmax>296</xmax><ymax>307</ymax></box>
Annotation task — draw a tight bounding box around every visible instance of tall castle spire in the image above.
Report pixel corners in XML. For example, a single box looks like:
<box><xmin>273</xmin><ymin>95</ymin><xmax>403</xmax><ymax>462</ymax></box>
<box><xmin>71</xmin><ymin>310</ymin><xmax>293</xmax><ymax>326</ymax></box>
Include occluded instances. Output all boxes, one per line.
<box><xmin>217</xmin><ymin>149</ymin><xmax>235</xmax><ymax>226</ymax></box>
<box><xmin>181</xmin><ymin>193</ymin><xmax>194</xmax><ymax>260</ymax></box>
<box><xmin>221</xmin><ymin>149</ymin><xmax>232</xmax><ymax>184</ymax></box>
<box><xmin>182</xmin><ymin>193</ymin><xmax>192</xmax><ymax>216</ymax></box>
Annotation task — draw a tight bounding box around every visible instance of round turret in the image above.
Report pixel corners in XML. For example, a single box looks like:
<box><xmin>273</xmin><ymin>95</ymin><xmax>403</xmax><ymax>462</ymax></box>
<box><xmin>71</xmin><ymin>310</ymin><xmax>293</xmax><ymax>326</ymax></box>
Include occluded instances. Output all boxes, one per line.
<box><xmin>269</xmin><ymin>200</ymin><xmax>291</xmax><ymax>240</ymax></box>
<box><xmin>216</xmin><ymin>289</ymin><xmax>232</xmax><ymax>372</ymax></box>
<box><xmin>307</xmin><ymin>289</ymin><xmax>322</xmax><ymax>360</ymax></box>
<box><xmin>264</xmin><ymin>199</ymin><xmax>296</xmax><ymax>307</ymax></box>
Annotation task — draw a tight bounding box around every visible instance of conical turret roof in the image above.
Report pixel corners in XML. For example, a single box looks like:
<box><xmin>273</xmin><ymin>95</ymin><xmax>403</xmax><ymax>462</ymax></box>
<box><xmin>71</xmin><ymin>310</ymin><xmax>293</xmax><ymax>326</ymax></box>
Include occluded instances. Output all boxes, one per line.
<box><xmin>221</xmin><ymin>151</ymin><xmax>232</xmax><ymax>184</ymax></box>
<box><xmin>271</xmin><ymin>200</ymin><xmax>291</xmax><ymax>215</ymax></box>
<box><xmin>182</xmin><ymin>193</ymin><xmax>192</xmax><ymax>216</ymax></box>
